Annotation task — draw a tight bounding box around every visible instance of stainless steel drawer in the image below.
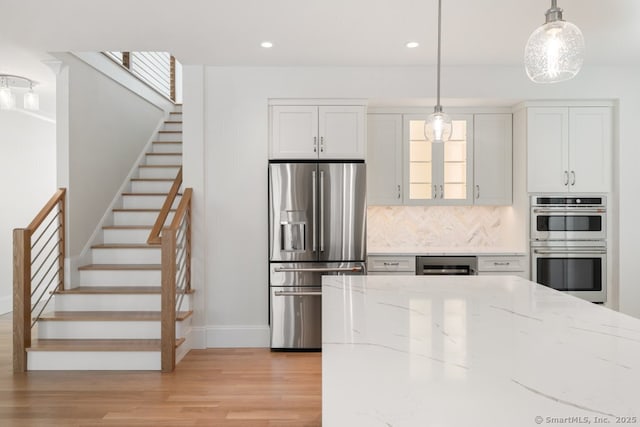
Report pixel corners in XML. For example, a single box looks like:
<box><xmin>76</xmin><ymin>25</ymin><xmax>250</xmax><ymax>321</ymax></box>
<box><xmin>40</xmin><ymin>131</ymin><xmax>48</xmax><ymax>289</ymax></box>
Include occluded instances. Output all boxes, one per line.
<box><xmin>270</xmin><ymin>286</ymin><xmax>321</xmax><ymax>349</ymax></box>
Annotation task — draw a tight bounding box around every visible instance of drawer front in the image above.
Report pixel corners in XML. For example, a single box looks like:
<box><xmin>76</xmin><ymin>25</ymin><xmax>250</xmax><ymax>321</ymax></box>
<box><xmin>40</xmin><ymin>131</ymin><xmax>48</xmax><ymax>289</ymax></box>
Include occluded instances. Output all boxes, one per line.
<box><xmin>368</xmin><ymin>256</ymin><xmax>416</xmax><ymax>273</ymax></box>
<box><xmin>477</xmin><ymin>256</ymin><xmax>525</xmax><ymax>272</ymax></box>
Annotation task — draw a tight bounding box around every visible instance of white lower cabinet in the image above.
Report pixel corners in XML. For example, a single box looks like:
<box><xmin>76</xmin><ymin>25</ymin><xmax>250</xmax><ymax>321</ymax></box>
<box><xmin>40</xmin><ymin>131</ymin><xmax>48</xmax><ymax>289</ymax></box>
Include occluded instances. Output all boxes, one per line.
<box><xmin>367</xmin><ymin>255</ymin><xmax>416</xmax><ymax>275</ymax></box>
<box><xmin>477</xmin><ymin>255</ymin><xmax>528</xmax><ymax>279</ymax></box>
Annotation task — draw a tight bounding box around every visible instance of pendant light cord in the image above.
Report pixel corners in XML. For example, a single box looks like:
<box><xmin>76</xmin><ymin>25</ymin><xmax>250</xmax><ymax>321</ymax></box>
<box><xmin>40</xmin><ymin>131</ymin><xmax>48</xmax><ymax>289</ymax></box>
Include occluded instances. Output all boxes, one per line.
<box><xmin>436</xmin><ymin>0</ymin><xmax>442</xmax><ymax>110</ymax></box>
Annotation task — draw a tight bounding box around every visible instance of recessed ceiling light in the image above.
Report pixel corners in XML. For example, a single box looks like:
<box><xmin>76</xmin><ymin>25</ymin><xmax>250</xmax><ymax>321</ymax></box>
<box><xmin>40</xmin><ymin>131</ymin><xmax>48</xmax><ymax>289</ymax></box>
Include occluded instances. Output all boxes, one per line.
<box><xmin>406</xmin><ymin>41</ymin><xmax>419</xmax><ymax>49</ymax></box>
<box><xmin>261</xmin><ymin>41</ymin><xmax>274</xmax><ymax>48</ymax></box>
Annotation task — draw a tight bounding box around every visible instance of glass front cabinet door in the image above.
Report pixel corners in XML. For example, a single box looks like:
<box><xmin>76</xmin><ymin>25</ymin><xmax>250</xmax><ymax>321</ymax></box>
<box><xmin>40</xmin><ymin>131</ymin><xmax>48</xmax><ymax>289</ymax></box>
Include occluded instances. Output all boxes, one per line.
<box><xmin>403</xmin><ymin>114</ymin><xmax>474</xmax><ymax>205</ymax></box>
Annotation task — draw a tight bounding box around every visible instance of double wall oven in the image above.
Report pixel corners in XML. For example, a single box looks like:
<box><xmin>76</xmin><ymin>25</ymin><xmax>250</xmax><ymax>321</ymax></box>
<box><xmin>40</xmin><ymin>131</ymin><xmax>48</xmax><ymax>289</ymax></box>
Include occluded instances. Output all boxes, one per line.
<box><xmin>530</xmin><ymin>196</ymin><xmax>607</xmax><ymax>303</ymax></box>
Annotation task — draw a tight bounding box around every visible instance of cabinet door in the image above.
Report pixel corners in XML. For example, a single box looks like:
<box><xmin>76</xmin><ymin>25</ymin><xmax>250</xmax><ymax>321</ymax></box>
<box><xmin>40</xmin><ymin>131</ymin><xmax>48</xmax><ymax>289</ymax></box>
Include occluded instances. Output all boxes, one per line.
<box><xmin>474</xmin><ymin>114</ymin><xmax>512</xmax><ymax>205</ymax></box>
<box><xmin>527</xmin><ymin>108</ymin><xmax>569</xmax><ymax>193</ymax></box>
<box><xmin>404</xmin><ymin>114</ymin><xmax>473</xmax><ymax>205</ymax></box>
<box><xmin>318</xmin><ymin>106</ymin><xmax>365</xmax><ymax>159</ymax></box>
<box><xmin>569</xmin><ymin>107</ymin><xmax>612</xmax><ymax>193</ymax></box>
<box><xmin>270</xmin><ymin>106</ymin><xmax>318</xmax><ymax>159</ymax></box>
<box><xmin>367</xmin><ymin>114</ymin><xmax>403</xmax><ymax>205</ymax></box>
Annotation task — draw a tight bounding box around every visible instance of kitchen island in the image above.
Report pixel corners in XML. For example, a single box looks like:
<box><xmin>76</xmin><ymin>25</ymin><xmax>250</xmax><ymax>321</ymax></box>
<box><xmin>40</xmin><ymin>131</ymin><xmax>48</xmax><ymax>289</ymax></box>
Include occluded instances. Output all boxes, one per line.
<box><xmin>322</xmin><ymin>275</ymin><xmax>640</xmax><ymax>426</ymax></box>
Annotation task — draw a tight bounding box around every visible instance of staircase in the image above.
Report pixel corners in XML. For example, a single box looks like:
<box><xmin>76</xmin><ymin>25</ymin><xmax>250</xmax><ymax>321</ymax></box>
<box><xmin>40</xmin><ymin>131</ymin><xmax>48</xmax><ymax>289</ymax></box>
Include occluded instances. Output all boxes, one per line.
<box><xmin>25</xmin><ymin>106</ymin><xmax>193</xmax><ymax>370</ymax></box>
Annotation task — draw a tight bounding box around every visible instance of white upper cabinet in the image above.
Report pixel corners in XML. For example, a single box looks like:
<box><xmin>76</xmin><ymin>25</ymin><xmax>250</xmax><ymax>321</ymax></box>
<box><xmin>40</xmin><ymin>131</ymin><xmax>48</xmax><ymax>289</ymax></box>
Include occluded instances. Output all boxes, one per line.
<box><xmin>527</xmin><ymin>106</ymin><xmax>611</xmax><ymax>193</ymax></box>
<box><xmin>473</xmin><ymin>114</ymin><xmax>513</xmax><ymax>205</ymax></box>
<box><xmin>367</xmin><ymin>114</ymin><xmax>403</xmax><ymax>205</ymax></box>
<box><xmin>568</xmin><ymin>108</ymin><xmax>612</xmax><ymax>193</ymax></box>
<box><xmin>270</xmin><ymin>105</ymin><xmax>365</xmax><ymax>160</ymax></box>
<box><xmin>404</xmin><ymin>114</ymin><xmax>474</xmax><ymax>205</ymax></box>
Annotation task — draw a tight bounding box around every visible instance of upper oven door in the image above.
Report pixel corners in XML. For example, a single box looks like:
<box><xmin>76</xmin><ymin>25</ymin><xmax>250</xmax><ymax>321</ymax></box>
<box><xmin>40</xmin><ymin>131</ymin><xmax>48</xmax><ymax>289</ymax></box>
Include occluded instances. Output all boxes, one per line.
<box><xmin>531</xmin><ymin>207</ymin><xmax>606</xmax><ymax>241</ymax></box>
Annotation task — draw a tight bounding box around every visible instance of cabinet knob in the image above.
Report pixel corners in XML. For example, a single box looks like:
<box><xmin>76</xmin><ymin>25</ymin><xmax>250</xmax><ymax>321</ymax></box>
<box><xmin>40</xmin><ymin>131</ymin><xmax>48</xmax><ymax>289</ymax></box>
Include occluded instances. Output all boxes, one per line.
<box><xmin>563</xmin><ymin>171</ymin><xmax>569</xmax><ymax>186</ymax></box>
<box><xmin>397</xmin><ymin>184</ymin><xmax>401</xmax><ymax>199</ymax></box>
<box><xmin>570</xmin><ymin>170</ymin><xmax>576</xmax><ymax>186</ymax></box>
<box><xmin>475</xmin><ymin>185</ymin><xmax>480</xmax><ymax>199</ymax></box>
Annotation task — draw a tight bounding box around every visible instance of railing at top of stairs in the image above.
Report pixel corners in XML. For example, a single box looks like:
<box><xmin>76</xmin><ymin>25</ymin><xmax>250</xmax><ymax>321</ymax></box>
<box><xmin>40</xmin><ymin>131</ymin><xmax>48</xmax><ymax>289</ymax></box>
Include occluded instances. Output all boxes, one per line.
<box><xmin>13</xmin><ymin>188</ymin><xmax>66</xmax><ymax>373</ymax></box>
<box><xmin>148</xmin><ymin>167</ymin><xmax>192</xmax><ymax>372</ymax></box>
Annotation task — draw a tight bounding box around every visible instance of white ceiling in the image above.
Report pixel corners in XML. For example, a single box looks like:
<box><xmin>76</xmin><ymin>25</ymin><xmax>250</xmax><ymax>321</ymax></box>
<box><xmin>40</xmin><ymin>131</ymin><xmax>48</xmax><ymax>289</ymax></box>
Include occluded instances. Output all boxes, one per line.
<box><xmin>0</xmin><ymin>0</ymin><xmax>639</xmax><ymax>67</ymax></box>
<box><xmin>1</xmin><ymin>0</ymin><xmax>638</xmax><ymax>118</ymax></box>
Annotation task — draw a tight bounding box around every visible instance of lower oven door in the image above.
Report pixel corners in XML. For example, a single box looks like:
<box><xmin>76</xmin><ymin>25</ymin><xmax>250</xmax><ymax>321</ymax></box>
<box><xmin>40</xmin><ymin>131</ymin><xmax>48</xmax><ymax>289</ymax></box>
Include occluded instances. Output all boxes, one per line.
<box><xmin>270</xmin><ymin>286</ymin><xmax>322</xmax><ymax>349</ymax></box>
<box><xmin>531</xmin><ymin>244</ymin><xmax>606</xmax><ymax>303</ymax></box>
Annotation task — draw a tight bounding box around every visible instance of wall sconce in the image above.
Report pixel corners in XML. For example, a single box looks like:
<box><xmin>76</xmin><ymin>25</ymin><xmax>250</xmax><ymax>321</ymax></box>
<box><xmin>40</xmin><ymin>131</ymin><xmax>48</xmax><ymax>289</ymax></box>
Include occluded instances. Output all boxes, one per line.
<box><xmin>0</xmin><ymin>74</ymin><xmax>40</xmax><ymax>111</ymax></box>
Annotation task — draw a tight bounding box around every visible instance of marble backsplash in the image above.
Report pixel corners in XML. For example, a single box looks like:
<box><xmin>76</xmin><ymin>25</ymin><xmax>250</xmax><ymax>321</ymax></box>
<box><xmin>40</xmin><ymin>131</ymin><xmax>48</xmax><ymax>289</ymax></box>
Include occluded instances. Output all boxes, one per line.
<box><xmin>367</xmin><ymin>205</ymin><xmax>520</xmax><ymax>250</ymax></box>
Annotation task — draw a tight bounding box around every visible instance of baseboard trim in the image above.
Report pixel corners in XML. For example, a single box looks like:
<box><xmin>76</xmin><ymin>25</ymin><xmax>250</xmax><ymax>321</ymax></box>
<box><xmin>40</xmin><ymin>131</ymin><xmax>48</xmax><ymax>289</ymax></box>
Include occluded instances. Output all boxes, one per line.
<box><xmin>0</xmin><ymin>295</ymin><xmax>11</xmax><ymax>315</ymax></box>
<box><xmin>205</xmin><ymin>325</ymin><xmax>270</xmax><ymax>348</ymax></box>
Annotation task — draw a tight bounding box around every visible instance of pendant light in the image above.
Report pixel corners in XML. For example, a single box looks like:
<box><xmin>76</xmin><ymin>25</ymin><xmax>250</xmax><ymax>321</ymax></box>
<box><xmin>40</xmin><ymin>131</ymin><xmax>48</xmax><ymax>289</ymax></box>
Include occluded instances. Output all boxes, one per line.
<box><xmin>424</xmin><ymin>0</ymin><xmax>452</xmax><ymax>143</ymax></box>
<box><xmin>524</xmin><ymin>0</ymin><xmax>585</xmax><ymax>84</ymax></box>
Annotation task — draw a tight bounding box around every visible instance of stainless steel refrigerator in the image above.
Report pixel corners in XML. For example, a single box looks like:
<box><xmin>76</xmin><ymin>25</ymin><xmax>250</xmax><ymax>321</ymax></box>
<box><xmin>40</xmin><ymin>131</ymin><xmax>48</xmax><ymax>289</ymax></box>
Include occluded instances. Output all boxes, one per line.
<box><xmin>268</xmin><ymin>161</ymin><xmax>366</xmax><ymax>349</ymax></box>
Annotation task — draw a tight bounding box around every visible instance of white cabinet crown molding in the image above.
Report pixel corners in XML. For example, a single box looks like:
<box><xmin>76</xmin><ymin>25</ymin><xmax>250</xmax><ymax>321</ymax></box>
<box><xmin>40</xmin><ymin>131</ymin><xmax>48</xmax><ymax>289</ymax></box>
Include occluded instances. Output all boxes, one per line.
<box><xmin>268</xmin><ymin>98</ymin><xmax>368</xmax><ymax>106</ymax></box>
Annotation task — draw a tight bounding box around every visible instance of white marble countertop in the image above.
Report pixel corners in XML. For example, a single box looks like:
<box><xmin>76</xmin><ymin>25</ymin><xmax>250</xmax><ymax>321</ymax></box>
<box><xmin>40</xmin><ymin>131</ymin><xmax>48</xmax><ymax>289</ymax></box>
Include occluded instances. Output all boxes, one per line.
<box><xmin>367</xmin><ymin>247</ymin><xmax>527</xmax><ymax>256</ymax></box>
<box><xmin>322</xmin><ymin>275</ymin><xmax>640</xmax><ymax>427</ymax></box>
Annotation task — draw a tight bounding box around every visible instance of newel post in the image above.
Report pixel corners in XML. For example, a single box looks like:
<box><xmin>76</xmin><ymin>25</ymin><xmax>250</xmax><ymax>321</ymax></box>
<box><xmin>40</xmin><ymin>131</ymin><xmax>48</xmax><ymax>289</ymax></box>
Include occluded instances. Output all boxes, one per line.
<box><xmin>161</xmin><ymin>228</ymin><xmax>177</xmax><ymax>373</ymax></box>
<box><xmin>13</xmin><ymin>229</ymin><xmax>31</xmax><ymax>373</ymax></box>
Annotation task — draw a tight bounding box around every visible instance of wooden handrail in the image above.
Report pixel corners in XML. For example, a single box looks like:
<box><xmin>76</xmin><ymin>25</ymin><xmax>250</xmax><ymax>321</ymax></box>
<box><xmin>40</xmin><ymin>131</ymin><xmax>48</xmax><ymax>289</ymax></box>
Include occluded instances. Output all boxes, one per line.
<box><xmin>169</xmin><ymin>188</ymin><xmax>192</xmax><ymax>230</ymax></box>
<box><xmin>14</xmin><ymin>188</ymin><xmax>66</xmax><ymax>373</ymax></box>
<box><xmin>148</xmin><ymin>167</ymin><xmax>182</xmax><ymax>245</ymax></box>
<box><xmin>27</xmin><ymin>189</ymin><xmax>66</xmax><ymax>231</ymax></box>
<box><xmin>160</xmin><ymin>187</ymin><xmax>192</xmax><ymax>373</ymax></box>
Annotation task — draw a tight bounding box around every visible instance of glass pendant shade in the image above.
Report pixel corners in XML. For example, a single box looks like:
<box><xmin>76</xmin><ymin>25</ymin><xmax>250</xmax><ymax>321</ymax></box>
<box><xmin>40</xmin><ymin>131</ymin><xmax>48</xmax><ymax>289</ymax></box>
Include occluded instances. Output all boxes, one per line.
<box><xmin>424</xmin><ymin>110</ymin><xmax>452</xmax><ymax>143</ymax></box>
<box><xmin>0</xmin><ymin>86</ymin><xmax>13</xmax><ymax>110</ymax></box>
<box><xmin>525</xmin><ymin>16</ymin><xmax>585</xmax><ymax>83</ymax></box>
<box><xmin>23</xmin><ymin>90</ymin><xmax>39</xmax><ymax>111</ymax></box>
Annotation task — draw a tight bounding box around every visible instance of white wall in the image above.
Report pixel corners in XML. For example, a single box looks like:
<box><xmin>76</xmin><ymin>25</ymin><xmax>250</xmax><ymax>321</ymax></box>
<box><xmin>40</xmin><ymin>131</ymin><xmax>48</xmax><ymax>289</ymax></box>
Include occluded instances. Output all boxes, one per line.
<box><xmin>54</xmin><ymin>53</ymin><xmax>170</xmax><ymax>257</ymax></box>
<box><xmin>183</xmin><ymin>65</ymin><xmax>640</xmax><ymax>347</ymax></box>
<box><xmin>0</xmin><ymin>111</ymin><xmax>56</xmax><ymax>314</ymax></box>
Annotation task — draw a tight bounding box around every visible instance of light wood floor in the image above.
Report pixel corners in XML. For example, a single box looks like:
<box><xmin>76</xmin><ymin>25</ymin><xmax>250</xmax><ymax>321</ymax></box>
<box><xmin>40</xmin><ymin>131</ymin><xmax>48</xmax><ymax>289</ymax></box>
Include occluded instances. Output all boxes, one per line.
<box><xmin>0</xmin><ymin>314</ymin><xmax>321</xmax><ymax>426</ymax></box>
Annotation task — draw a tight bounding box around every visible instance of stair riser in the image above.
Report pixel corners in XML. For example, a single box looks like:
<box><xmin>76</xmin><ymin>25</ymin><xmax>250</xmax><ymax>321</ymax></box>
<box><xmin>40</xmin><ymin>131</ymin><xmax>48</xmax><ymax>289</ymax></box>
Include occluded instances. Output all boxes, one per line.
<box><xmin>152</xmin><ymin>142</ymin><xmax>182</xmax><ymax>153</ymax></box>
<box><xmin>28</xmin><ymin>351</ymin><xmax>161</xmax><ymax>370</ymax></box>
<box><xmin>162</xmin><ymin>122</ymin><xmax>182</xmax><ymax>132</ymax></box>
<box><xmin>103</xmin><ymin>229</ymin><xmax>150</xmax><ymax>244</ymax></box>
<box><xmin>92</xmin><ymin>248</ymin><xmax>161</xmax><ymax>264</ymax></box>
<box><xmin>156</xmin><ymin>132</ymin><xmax>182</xmax><ymax>142</ymax></box>
<box><xmin>53</xmin><ymin>294</ymin><xmax>192</xmax><ymax>311</ymax></box>
<box><xmin>130</xmin><ymin>181</ymin><xmax>174</xmax><ymax>193</ymax></box>
<box><xmin>138</xmin><ymin>167</ymin><xmax>180</xmax><ymax>179</ymax></box>
<box><xmin>54</xmin><ymin>294</ymin><xmax>161</xmax><ymax>311</ymax></box>
<box><xmin>145</xmin><ymin>154</ymin><xmax>183</xmax><ymax>165</ymax></box>
<box><xmin>113</xmin><ymin>211</ymin><xmax>174</xmax><ymax>226</ymax></box>
<box><xmin>79</xmin><ymin>269</ymin><xmax>160</xmax><ymax>285</ymax></box>
<box><xmin>173</xmin><ymin>105</ymin><xmax>182</xmax><ymax>113</ymax></box>
<box><xmin>37</xmin><ymin>319</ymin><xmax>189</xmax><ymax>340</ymax></box>
<box><xmin>123</xmin><ymin>195</ymin><xmax>179</xmax><ymax>210</ymax></box>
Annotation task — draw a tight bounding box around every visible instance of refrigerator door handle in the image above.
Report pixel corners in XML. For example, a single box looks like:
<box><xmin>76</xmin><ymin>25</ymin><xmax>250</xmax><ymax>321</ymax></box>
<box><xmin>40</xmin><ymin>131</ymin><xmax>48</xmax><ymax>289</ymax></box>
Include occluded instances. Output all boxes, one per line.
<box><xmin>312</xmin><ymin>170</ymin><xmax>317</xmax><ymax>252</ymax></box>
<box><xmin>274</xmin><ymin>290</ymin><xmax>322</xmax><ymax>297</ymax></box>
<box><xmin>320</xmin><ymin>169</ymin><xmax>325</xmax><ymax>252</ymax></box>
<box><xmin>273</xmin><ymin>266</ymin><xmax>364</xmax><ymax>273</ymax></box>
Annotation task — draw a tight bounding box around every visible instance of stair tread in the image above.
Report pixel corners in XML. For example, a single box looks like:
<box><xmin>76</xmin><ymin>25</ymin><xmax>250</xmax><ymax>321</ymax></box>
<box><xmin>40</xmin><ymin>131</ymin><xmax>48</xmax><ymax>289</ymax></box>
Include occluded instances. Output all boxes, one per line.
<box><xmin>139</xmin><ymin>164</ymin><xmax>181</xmax><ymax>168</ymax></box>
<box><xmin>164</xmin><ymin>120</ymin><xmax>182</xmax><ymax>124</ymax></box>
<box><xmin>152</xmin><ymin>140</ymin><xmax>182</xmax><ymax>143</ymax></box>
<box><xmin>37</xmin><ymin>310</ymin><xmax>193</xmax><ymax>321</ymax></box>
<box><xmin>78</xmin><ymin>264</ymin><xmax>161</xmax><ymax>271</ymax></box>
<box><xmin>29</xmin><ymin>339</ymin><xmax>162</xmax><ymax>351</ymax></box>
<box><xmin>91</xmin><ymin>243</ymin><xmax>159</xmax><ymax>249</ymax></box>
<box><xmin>58</xmin><ymin>286</ymin><xmax>162</xmax><ymax>294</ymax></box>
<box><xmin>112</xmin><ymin>208</ymin><xmax>176</xmax><ymax>212</ymax></box>
<box><xmin>121</xmin><ymin>192</ymin><xmax>181</xmax><ymax>196</ymax></box>
<box><xmin>56</xmin><ymin>286</ymin><xmax>195</xmax><ymax>295</ymax></box>
<box><xmin>158</xmin><ymin>131</ymin><xmax>182</xmax><ymax>133</ymax></box>
<box><xmin>146</xmin><ymin>152</ymin><xmax>182</xmax><ymax>156</ymax></box>
<box><xmin>103</xmin><ymin>225</ymin><xmax>152</xmax><ymax>230</ymax></box>
<box><xmin>130</xmin><ymin>178</ymin><xmax>175</xmax><ymax>182</ymax></box>
<box><xmin>27</xmin><ymin>337</ymin><xmax>185</xmax><ymax>352</ymax></box>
